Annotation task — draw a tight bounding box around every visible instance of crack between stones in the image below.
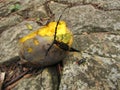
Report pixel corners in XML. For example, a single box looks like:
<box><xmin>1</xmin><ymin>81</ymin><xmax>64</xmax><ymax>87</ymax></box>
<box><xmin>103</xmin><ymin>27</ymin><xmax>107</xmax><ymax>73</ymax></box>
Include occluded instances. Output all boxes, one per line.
<box><xmin>49</xmin><ymin>0</ymin><xmax>120</xmax><ymax>11</ymax></box>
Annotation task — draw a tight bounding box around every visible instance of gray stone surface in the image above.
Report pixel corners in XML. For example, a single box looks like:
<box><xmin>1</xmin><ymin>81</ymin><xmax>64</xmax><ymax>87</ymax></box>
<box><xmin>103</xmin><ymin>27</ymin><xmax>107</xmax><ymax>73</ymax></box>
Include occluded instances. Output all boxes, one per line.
<box><xmin>0</xmin><ymin>21</ymin><xmax>40</xmax><ymax>63</ymax></box>
<box><xmin>0</xmin><ymin>0</ymin><xmax>120</xmax><ymax>90</ymax></box>
<box><xmin>60</xmin><ymin>33</ymin><xmax>120</xmax><ymax>90</ymax></box>
<box><xmin>13</xmin><ymin>67</ymin><xmax>59</xmax><ymax>90</ymax></box>
<box><xmin>0</xmin><ymin>15</ymin><xmax>23</xmax><ymax>34</ymax></box>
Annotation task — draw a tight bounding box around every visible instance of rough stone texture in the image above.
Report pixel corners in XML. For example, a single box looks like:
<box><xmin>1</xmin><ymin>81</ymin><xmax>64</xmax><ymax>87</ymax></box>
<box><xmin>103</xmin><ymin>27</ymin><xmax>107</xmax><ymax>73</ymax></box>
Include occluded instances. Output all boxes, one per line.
<box><xmin>0</xmin><ymin>21</ymin><xmax>40</xmax><ymax>63</ymax></box>
<box><xmin>85</xmin><ymin>0</ymin><xmax>120</xmax><ymax>10</ymax></box>
<box><xmin>13</xmin><ymin>67</ymin><xmax>59</xmax><ymax>90</ymax></box>
<box><xmin>60</xmin><ymin>33</ymin><xmax>120</xmax><ymax>90</ymax></box>
<box><xmin>0</xmin><ymin>15</ymin><xmax>23</xmax><ymax>34</ymax></box>
<box><xmin>0</xmin><ymin>0</ymin><xmax>120</xmax><ymax>90</ymax></box>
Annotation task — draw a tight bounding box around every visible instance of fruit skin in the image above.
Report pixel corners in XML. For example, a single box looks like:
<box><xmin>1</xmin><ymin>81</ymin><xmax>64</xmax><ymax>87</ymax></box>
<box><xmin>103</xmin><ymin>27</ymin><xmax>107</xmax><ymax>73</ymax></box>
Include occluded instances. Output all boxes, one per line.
<box><xmin>19</xmin><ymin>21</ymin><xmax>73</xmax><ymax>67</ymax></box>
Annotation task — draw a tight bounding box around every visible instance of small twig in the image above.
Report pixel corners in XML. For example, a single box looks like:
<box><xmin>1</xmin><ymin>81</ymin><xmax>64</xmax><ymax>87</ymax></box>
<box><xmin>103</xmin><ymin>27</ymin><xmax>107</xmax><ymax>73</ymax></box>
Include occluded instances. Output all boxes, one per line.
<box><xmin>3</xmin><ymin>69</ymin><xmax>30</xmax><ymax>89</ymax></box>
<box><xmin>0</xmin><ymin>72</ymin><xmax>5</xmax><ymax>90</ymax></box>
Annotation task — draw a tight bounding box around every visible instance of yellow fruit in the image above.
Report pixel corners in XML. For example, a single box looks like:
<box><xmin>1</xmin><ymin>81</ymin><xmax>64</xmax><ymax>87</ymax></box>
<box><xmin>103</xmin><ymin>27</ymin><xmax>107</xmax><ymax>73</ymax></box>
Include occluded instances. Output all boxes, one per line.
<box><xmin>19</xmin><ymin>21</ymin><xmax>73</xmax><ymax>67</ymax></box>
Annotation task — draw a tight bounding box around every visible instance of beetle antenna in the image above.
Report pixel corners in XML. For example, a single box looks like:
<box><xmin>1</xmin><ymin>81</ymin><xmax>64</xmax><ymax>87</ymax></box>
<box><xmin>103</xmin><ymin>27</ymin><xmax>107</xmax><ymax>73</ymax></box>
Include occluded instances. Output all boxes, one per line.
<box><xmin>46</xmin><ymin>7</ymin><xmax>69</xmax><ymax>56</ymax></box>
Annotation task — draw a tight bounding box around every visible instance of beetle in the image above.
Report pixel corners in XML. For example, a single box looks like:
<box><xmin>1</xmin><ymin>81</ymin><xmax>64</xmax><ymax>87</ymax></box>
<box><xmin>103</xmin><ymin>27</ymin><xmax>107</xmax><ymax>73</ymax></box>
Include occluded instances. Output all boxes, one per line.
<box><xmin>76</xmin><ymin>58</ymin><xmax>86</xmax><ymax>65</ymax></box>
